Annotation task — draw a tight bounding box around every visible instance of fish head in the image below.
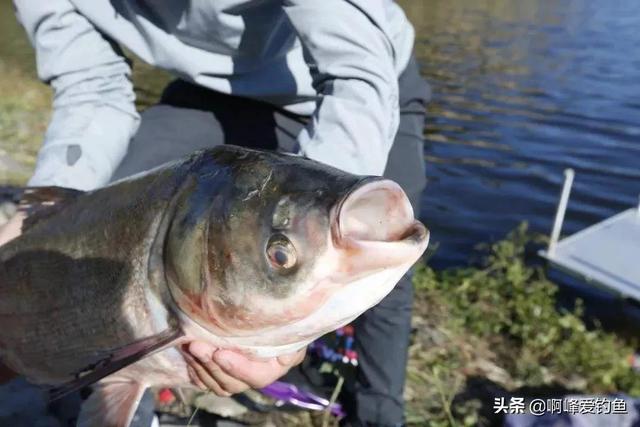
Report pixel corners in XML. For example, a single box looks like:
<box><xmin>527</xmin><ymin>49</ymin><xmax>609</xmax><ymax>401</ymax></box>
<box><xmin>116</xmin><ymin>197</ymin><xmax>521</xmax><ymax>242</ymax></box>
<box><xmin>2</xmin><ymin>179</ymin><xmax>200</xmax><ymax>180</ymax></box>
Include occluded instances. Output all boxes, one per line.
<box><xmin>165</xmin><ymin>146</ymin><xmax>429</xmax><ymax>355</ymax></box>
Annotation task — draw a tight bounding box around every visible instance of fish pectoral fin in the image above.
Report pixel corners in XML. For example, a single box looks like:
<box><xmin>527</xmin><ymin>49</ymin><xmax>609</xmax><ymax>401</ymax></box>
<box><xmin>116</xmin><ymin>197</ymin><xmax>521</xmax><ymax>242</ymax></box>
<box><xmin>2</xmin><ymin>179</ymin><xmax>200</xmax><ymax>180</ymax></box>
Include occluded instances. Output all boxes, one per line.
<box><xmin>19</xmin><ymin>186</ymin><xmax>85</xmax><ymax>230</ymax></box>
<box><xmin>49</xmin><ymin>328</ymin><xmax>183</xmax><ymax>401</ymax></box>
<box><xmin>78</xmin><ymin>378</ymin><xmax>146</xmax><ymax>427</ymax></box>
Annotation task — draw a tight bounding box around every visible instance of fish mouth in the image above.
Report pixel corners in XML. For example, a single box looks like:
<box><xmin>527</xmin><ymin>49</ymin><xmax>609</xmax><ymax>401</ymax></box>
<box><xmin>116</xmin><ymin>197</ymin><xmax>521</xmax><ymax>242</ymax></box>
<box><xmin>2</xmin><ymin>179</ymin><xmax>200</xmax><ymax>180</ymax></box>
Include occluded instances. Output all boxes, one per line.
<box><xmin>332</xmin><ymin>178</ymin><xmax>429</xmax><ymax>269</ymax></box>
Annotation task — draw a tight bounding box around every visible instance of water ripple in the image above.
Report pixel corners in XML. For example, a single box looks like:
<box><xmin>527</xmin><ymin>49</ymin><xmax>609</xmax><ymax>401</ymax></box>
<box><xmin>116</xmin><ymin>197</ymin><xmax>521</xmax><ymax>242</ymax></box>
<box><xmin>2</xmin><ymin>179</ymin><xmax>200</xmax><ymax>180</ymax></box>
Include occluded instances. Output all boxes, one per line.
<box><xmin>399</xmin><ymin>0</ymin><xmax>640</xmax><ymax>266</ymax></box>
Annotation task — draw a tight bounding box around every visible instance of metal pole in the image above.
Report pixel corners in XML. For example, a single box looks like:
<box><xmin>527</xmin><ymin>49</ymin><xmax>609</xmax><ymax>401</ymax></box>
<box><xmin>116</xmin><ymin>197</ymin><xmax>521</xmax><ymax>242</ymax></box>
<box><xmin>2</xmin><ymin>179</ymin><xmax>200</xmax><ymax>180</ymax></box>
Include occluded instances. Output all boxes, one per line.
<box><xmin>548</xmin><ymin>168</ymin><xmax>575</xmax><ymax>255</ymax></box>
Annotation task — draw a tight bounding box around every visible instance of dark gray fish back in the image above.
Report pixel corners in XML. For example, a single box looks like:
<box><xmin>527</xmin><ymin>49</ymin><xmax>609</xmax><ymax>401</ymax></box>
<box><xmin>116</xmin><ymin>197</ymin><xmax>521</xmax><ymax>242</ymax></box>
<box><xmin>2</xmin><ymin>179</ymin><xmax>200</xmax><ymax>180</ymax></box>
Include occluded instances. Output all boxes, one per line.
<box><xmin>0</xmin><ymin>159</ymin><xmax>191</xmax><ymax>384</ymax></box>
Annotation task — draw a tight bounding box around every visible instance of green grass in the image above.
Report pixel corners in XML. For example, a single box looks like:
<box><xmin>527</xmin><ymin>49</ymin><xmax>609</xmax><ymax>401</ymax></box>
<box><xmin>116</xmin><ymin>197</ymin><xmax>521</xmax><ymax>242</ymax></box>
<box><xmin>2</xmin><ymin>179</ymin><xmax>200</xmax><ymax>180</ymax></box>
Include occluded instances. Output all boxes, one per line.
<box><xmin>405</xmin><ymin>223</ymin><xmax>640</xmax><ymax>426</ymax></box>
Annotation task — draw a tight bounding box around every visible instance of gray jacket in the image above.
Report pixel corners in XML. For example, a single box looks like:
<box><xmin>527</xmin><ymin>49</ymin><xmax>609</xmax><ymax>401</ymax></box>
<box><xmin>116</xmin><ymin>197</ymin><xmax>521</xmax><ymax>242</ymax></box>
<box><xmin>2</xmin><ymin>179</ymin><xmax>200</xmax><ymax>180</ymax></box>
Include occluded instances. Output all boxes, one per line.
<box><xmin>14</xmin><ymin>0</ymin><xmax>415</xmax><ymax>190</ymax></box>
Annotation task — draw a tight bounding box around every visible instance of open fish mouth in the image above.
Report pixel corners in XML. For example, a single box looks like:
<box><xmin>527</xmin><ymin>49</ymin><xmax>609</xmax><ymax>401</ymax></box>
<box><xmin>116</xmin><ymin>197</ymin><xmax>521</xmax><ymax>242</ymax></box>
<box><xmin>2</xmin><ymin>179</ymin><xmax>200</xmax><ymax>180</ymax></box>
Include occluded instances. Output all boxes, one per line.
<box><xmin>332</xmin><ymin>178</ymin><xmax>429</xmax><ymax>270</ymax></box>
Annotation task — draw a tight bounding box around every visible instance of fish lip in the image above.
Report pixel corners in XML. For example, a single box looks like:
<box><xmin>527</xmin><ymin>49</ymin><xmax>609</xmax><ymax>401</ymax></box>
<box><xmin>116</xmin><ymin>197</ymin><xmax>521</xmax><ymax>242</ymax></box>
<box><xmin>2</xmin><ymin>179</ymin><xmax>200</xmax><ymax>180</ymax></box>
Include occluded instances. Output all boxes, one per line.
<box><xmin>332</xmin><ymin>177</ymin><xmax>427</xmax><ymax>247</ymax></box>
<box><xmin>399</xmin><ymin>220</ymin><xmax>430</xmax><ymax>245</ymax></box>
<box><xmin>338</xmin><ymin>221</ymin><xmax>430</xmax><ymax>252</ymax></box>
<box><xmin>331</xmin><ymin>177</ymin><xmax>389</xmax><ymax>245</ymax></box>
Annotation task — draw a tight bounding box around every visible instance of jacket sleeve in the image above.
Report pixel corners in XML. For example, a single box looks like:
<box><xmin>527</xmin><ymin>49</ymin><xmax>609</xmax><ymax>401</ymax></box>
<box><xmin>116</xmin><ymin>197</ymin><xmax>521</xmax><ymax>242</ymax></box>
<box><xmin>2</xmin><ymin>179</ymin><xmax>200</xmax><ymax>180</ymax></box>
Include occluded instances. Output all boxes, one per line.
<box><xmin>14</xmin><ymin>0</ymin><xmax>139</xmax><ymax>190</ymax></box>
<box><xmin>282</xmin><ymin>0</ymin><xmax>400</xmax><ymax>176</ymax></box>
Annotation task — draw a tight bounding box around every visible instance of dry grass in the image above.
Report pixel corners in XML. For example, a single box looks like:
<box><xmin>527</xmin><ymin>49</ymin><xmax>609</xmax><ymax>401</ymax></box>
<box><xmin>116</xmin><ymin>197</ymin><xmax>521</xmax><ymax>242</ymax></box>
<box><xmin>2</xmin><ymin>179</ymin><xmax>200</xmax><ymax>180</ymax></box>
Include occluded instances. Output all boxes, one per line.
<box><xmin>0</xmin><ymin>62</ymin><xmax>50</xmax><ymax>184</ymax></box>
<box><xmin>0</xmin><ymin>0</ymin><xmax>169</xmax><ymax>185</ymax></box>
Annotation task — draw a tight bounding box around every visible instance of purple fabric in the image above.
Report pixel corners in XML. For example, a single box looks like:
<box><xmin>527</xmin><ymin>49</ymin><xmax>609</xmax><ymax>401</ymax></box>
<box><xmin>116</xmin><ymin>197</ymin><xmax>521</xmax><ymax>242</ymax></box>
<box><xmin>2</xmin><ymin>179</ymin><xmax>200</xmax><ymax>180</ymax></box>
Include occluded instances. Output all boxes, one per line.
<box><xmin>260</xmin><ymin>381</ymin><xmax>345</xmax><ymax>418</ymax></box>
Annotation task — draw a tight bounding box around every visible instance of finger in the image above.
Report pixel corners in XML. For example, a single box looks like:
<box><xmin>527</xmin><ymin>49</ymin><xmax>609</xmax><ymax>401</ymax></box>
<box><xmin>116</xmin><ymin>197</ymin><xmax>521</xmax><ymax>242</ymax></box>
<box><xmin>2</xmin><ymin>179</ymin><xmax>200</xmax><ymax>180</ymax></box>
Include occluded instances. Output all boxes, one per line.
<box><xmin>186</xmin><ymin>343</ymin><xmax>252</xmax><ymax>395</ymax></box>
<box><xmin>186</xmin><ymin>365</ymin><xmax>207</xmax><ymax>391</ymax></box>
<box><xmin>190</xmin><ymin>353</ymin><xmax>250</xmax><ymax>395</ymax></box>
<box><xmin>212</xmin><ymin>349</ymin><xmax>305</xmax><ymax>389</ymax></box>
<box><xmin>183</xmin><ymin>351</ymin><xmax>230</xmax><ymax>397</ymax></box>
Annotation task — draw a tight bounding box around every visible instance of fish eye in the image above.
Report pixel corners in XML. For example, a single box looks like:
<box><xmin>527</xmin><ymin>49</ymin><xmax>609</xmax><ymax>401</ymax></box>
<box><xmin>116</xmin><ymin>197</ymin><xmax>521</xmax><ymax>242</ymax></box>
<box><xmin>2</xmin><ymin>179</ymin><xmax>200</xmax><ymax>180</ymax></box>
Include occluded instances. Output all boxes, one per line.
<box><xmin>266</xmin><ymin>235</ymin><xmax>297</xmax><ymax>271</ymax></box>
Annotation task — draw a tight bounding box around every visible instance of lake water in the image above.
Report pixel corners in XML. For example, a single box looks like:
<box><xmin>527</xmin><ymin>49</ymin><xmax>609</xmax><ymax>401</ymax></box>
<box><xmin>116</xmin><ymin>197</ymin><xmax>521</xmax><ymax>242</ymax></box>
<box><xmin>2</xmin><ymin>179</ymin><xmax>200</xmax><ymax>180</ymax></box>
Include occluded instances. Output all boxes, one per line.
<box><xmin>1</xmin><ymin>0</ymin><xmax>639</xmax><ymax>267</ymax></box>
<box><xmin>401</xmin><ymin>0</ymin><xmax>640</xmax><ymax>266</ymax></box>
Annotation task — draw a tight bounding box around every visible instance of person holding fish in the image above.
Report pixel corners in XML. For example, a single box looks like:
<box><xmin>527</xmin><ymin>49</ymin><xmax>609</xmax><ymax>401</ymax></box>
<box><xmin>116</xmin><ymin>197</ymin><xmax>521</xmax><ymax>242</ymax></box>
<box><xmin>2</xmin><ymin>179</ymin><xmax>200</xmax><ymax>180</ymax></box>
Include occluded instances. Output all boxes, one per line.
<box><xmin>1</xmin><ymin>1</ymin><xmax>431</xmax><ymax>426</ymax></box>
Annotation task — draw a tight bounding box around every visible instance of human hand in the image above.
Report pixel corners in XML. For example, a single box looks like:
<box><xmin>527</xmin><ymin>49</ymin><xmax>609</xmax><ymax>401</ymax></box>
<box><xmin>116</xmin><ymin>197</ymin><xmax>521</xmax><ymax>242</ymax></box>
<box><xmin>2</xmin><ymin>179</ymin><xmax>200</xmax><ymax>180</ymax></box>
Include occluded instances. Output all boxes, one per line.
<box><xmin>0</xmin><ymin>212</ymin><xmax>25</xmax><ymax>247</ymax></box>
<box><xmin>0</xmin><ymin>212</ymin><xmax>25</xmax><ymax>384</ymax></box>
<box><xmin>182</xmin><ymin>341</ymin><xmax>306</xmax><ymax>396</ymax></box>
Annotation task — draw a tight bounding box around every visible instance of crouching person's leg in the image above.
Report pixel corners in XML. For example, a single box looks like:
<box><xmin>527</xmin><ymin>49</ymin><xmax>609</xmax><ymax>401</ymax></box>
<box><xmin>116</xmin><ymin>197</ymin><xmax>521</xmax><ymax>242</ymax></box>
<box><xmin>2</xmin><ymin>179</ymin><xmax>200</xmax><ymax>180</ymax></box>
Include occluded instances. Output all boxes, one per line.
<box><xmin>348</xmin><ymin>55</ymin><xmax>429</xmax><ymax>426</ymax></box>
<box><xmin>351</xmin><ymin>268</ymin><xmax>415</xmax><ymax>427</ymax></box>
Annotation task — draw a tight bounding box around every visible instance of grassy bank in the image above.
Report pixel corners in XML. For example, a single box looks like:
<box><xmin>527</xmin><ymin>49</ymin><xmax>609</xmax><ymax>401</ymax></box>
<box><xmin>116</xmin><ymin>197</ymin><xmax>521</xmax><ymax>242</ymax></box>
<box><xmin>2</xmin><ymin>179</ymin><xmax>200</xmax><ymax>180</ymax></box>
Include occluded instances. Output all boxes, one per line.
<box><xmin>404</xmin><ymin>224</ymin><xmax>640</xmax><ymax>426</ymax></box>
<box><xmin>0</xmin><ymin>62</ymin><xmax>50</xmax><ymax>185</ymax></box>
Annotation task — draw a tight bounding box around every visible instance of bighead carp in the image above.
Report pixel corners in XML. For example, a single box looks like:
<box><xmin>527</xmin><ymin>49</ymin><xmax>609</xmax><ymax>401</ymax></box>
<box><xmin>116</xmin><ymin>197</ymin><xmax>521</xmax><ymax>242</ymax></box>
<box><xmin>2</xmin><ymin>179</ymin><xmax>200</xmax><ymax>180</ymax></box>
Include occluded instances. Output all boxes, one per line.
<box><xmin>0</xmin><ymin>145</ymin><xmax>428</xmax><ymax>426</ymax></box>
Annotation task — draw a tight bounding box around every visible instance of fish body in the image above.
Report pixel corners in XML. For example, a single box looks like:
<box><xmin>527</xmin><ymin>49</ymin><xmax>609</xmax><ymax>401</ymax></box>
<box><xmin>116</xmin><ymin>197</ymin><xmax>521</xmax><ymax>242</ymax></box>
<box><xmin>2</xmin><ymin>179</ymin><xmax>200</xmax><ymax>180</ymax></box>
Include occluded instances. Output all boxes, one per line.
<box><xmin>0</xmin><ymin>146</ymin><xmax>429</xmax><ymax>426</ymax></box>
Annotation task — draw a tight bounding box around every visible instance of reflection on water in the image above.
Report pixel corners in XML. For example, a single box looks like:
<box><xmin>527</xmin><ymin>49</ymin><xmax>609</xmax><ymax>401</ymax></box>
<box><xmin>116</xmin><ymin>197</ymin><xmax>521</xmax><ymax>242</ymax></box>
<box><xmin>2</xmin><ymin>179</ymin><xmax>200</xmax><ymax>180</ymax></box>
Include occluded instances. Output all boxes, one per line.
<box><xmin>1</xmin><ymin>0</ymin><xmax>639</xmax><ymax>266</ymax></box>
<box><xmin>400</xmin><ymin>0</ymin><xmax>640</xmax><ymax>266</ymax></box>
